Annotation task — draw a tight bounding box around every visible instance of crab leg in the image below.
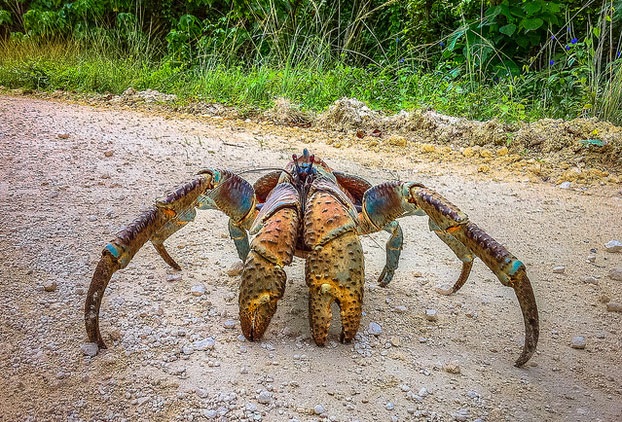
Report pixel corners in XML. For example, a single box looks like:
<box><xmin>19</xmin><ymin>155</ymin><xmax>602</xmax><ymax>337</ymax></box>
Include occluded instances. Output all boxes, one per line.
<box><xmin>239</xmin><ymin>182</ymin><xmax>299</xmax><ymax>340</ymax></box>
<box><xmin>85</xmin><ymin>170</ymin><xmax>256</xmax><ymax>350</ymax></box>
<box><xmin>360</xmin><ymin>181</ymin><xmax>539</xmax><ymax>367</ymax></box>
<box><xmin>304</xmin><ymin>179</ymin><xmax>364</xmax><ymax>345</ymax></box>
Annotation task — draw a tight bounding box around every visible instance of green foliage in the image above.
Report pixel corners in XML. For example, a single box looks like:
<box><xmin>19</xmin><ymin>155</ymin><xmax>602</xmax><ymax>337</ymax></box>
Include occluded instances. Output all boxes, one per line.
<box><xmin>0</xmin><ymin>0</ymin><xmax>621</xmax><ymax>125</ymax></box>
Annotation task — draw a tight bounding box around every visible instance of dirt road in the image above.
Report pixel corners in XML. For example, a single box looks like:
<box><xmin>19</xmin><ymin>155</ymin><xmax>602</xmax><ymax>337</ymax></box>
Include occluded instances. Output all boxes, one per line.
<box><xmin>1</xmin><ymin>95</ymin><xmax>621</xmax><ymax>421</ymax></box>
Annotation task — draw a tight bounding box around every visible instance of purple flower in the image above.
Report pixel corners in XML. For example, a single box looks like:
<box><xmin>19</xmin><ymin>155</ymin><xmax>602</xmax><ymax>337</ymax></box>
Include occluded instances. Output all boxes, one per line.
<box><xmin>396</xmin><ymin>37</ymin><xmax>400</xmax><ymax>43</ymax></box>
<box><xmin>550</xmin><ymin>35</ymin><xmax>556</xmax><ymax>40</ymax></box>
<box><xmin>571</xmin><ymin>37</ymin><xmax>578</xmax><ymax>44</ymax></box>
<box><xmin>565</xmin><ymin>45</ymin><xmax>570</xmax><ymax>50</ymax></box>
<box><xmin>617</xmin><ymin>51</ymin><xmax>621</xmax><ymax>58</ymax></box>
<box><xmin>439</xmin><ymin>41</ymin><xmax>445</xmax><ymax>47</ymax></box>
<box><xmin>399</xmin><ymin>57</ymin><xmax>405</xmax><ymax>63</ymax></box>
<box><xmin>549</xmin><ymin>59</ymin><xmax>555</xmax><ymax>66</ymax></box>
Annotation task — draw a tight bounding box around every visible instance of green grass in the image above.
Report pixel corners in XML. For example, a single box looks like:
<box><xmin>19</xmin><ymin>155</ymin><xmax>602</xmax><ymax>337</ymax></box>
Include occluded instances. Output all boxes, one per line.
<box><xmin>0</xmin><ymin>38</ymin><xmax>620</xmax><ymax>125</ymax></box>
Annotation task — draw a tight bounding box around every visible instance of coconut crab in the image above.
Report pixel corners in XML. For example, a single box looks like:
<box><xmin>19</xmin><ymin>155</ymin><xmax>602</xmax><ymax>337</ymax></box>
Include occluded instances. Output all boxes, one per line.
<box><xmin>85</xmin><ymin>149</ymin><xmax>539</xmax><ymax>366</ymax></box>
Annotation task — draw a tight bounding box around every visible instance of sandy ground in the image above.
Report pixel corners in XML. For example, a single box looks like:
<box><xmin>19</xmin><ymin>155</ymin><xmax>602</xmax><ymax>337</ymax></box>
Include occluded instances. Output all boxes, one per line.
<box><xmin>0</xmin><ymin>95</ymin><xmax>621</xmax><ymax>421</ymax></box>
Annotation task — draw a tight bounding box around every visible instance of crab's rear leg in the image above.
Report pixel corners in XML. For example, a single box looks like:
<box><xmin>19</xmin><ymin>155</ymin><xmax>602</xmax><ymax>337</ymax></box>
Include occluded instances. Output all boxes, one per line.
<box><xmin>359</xmin><ymin>181</ymin><xmax>539</xmax><ymax>366</ymax></box>
<box><xmin>238</xmin><ymin>183</ymin><xmax>300</xmax><ymax>341</ymax></box>
<box><xmin>304</xmin><ymin>186</ymin><xmax>364</xmax><ymax>345</ymax></box>
<box><xmin>408</xmin><ymin>184</ymin><xmax>539</xmax><ymax>367</ymax></box>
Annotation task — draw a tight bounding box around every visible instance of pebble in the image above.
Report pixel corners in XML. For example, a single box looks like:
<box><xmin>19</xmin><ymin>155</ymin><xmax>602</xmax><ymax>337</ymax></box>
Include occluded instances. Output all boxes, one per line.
<box><xmin>227</xmin><ymin>261</ymin><xmax>245</xmax><ymax>277</ymax></box>
<box><xmin>313</xmin><ymin>404</ymin><xmax>325</xmax><ymax>415</ymax></box>
<box><xmin>87</xmin><ymin>215</ymin><xmax>98</xmax><ymax>222</ymax></box>
<box><xmin>195</xmin><ymin>388</ymin><xmax>209</xmax><ymax>398</ymax></box>
<box><xmin>558</xmin><ymin>181</ymin><xmax>572</xmax><ymax>189</ymax></box>
<box><xmin>552</xmin><ymin>266</ymin><xmax>566</xmax><ymax>274</ymax></box>
<box><xmin>203</xmin><ymin>410</ymin><xmax>217</xmax><ymax>419</ymax></box>
<box><xmin>605</xmin><ymin>240</ymin><xmax>622</xmax><ymax>253</ymax></box>
<box><xmin>166</xmin><ymin>274</ymin><xmax>182</xmax><ymax>282</ymax></box>
<box><xmin>104</xmin><ymin>150</ymin><xmax>114</xmax><ymax>157</ymax></box>
<box><xmin>394</xmin><ymin>305</ymin><xmax>407</xmax><ymax>313</ymax></box>
<box><xmin>57</xmin><ymin>132</ymin><xmax>70</xmax><ymax>139</ymax></box>
<box><xmin>223</xmin><ymin>319</ymin><xmax>237</xmax><ymax>329</ymax></box>
<box><xmin>368</xmin><ymin>322</ymin><xmax>382</xmax><ymax>336</ymax></box>
<box><xmin>425</xmin><ymin>309</ymin><xmax>438</xmax><ymax>321</ymax></box>
<box><xmin>385</xmin><ymin>401</ymin><xmax>395</xmax><ymax>411</ymax></box>
<box><xmin>191</xmin><ymin>285</ymin><xmax>206</xmax><ymax>296</ymax></box>
<box><xmin>443</xmin><ymin>361</ymin><xmax>461</xmax><ymax>374</ymax></box>
<box><xmin>571</xmin><ymin>336</ymin><xmax>586</xmax><ymax>349</ymax></box>
<box><xmin>580</xmin><ymin>276</ymin><xmax>599</xmax><ymax>285</ymax></box>
<box><xmin>80</xmin><ymin>343</ymin><xmax>99</xmax><ymax>357</ymax></box>
<box><xmin>257</xmin><ymin>390</ymin><xmax>273</xmax><ymax>405</ymax></box>
<box><xmin>193</xmin><ymin>338</ymin><xmax>215</xmax><ymax>351</ymax></box>
<box><xmin>608</xmin><ymin>267</ymin><xmax>622</xmax><ymax>281</ymax></box>
<box><xmin>43</xmin><ymin>280</ymin><xmax>58</xmax><ymax>292</ymax></box>
<box><xmin>452</xmin><ymin>408</ymin><xmax>470</xmax><ymax>421</ymax></box>
<box><xmin>606</xmin><ymin>302</ymin><xmax>622</xmax><ymax>313</ymax></box>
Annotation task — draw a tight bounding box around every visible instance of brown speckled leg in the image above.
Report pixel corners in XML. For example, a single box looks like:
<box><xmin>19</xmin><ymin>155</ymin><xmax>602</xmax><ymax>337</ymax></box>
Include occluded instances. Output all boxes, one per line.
<box><xmin>304</xmin><ymin>189</ymin><xmax>364</xmax><ymax>345</ymax></box>
<box><xmin>239</xmin><ymin>207</ymin><xmax>299</xmax><ymax>341</ymax></box>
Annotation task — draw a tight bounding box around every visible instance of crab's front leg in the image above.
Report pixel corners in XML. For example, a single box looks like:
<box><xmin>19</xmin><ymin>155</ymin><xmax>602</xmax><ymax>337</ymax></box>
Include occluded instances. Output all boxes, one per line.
<box><xmin>304</xmin><ymin>179</ymin><xmax>365</xmax><ymax>345</ymax></box>
<box><xmin>85</xmin><ymin>170</ymin><xmax>256</xmax><ymax>349</ymax></box>
<box><xmin>238</xmin><ymin>182</ymin><xmax>300</xmax><ymax>341</ymax></box>
<box><xmin>360</xmin><ymin>182</ymin><xmax>539</xmax><ymax>367</ymax></box>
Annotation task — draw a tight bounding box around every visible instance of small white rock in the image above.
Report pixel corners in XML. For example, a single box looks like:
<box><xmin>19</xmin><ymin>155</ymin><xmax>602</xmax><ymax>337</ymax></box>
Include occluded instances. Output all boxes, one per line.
<box><xmin>605</xmin><ymin>240</ymin><xmax>622</xmax><ymax>253</ymax></box>
<box><xmin>606</xmin><ymin>302</ymin><xmax>622</xmax><ymax>313</ymax></box>
<box><xmin>313</xmin><ymin>404</ymin><xmax>325</xmax><ymax>415</ymax></box>
<box><xmin>608</xmin><ymin>267</ymin><xmax>622</xmax><ymax>281</ymax></box>
<box><xmin>193</xmin><ymin>337</ymin><xmax>215</xmax><ymax>351</ymax></box>
<box><xmin>368</xmin><ymin>322</ymin><xmax>382</xmax><ymax>336</ymax></box>
<box><xmin>425</xmin><ymin>309</ymin><xmax>438</xmax><ymax>321</ymax></box>
<box><xmin>570</xmin><ymin>336</ymin><xmax>586</xmax><ymax>349</ymax></box>
<box><xmin>80</xmin><ymin>343</ymin><xmax>99</xmax><ymax>357</ymax></box>
<box><xmin>191</xmin><ymin>284</ymin><xmax>206</xmax><ymax>296</ymax></box>
<box><xmin>43</xmin><ymin>280</ymin><xmax>58</xmax><ymax>292</ymax></box>
<box><xmin>552</xmin><ymin>266</ymin><xmax>566</xmax><ymax>274</ymax></box>
<box><xmin>558</xmin><ymin>181</ymin><xmax>572</xmax><ymax>189</ymax></box>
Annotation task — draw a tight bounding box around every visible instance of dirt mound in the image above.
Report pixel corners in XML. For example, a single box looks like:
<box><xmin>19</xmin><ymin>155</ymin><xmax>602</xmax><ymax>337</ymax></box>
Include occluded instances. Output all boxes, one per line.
<box><xmin>262</xmin><ymin>97</ymin><xmax>313</xmax><ymax>127</ymax></box>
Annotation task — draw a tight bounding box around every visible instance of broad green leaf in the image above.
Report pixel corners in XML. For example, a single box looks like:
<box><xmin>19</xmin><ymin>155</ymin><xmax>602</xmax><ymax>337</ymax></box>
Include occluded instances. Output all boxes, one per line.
<box><xmin>523</xmin><ymin>2</ymin><xmax>542</xmax><ymax>15</ymax></box>
<box><xmin>499</xmin><ymin>23</ymin><xmax>516</xmax><ymax>36</ymax></box>
<box><xmin>521</xmin><ymin>17</ymin><xmax>543</xmax><ymax>31</ymax></box>
<box><xmin>592</xmin><ymin>26</ymin><xmax>601</xmax><ymax>37</ymax></box>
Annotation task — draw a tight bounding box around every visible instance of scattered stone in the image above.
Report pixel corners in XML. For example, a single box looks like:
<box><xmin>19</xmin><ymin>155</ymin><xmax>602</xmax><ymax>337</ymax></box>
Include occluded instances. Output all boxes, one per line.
<box><xmin>443</xmin><ymin>361</ymin><xmax>461</xmax><ymax>374</ymax></box>
<box><xmin>257</xmin><ymin>390</ymin><xmax>273</xmax><ymax>405</ymax></box>
<box><xmin>598</xmin><ymin>294</ymin><xmax>610</xmax><ymax>303</ymax></box>
<box><xmin>43</xmin><ymin>280</ymin><xmax>58</xmax><ymax>292</ymax></box>
<box><xmin>57</xmin><ymin>132</ymin><xmax>70</xmax><ymax>139</ymax></box>
<box><xmin>87</xmin><ymin>215</ymin><xmax>98</xmax><ymax>222</ymax></box>
<box><xmin>81</xmin><ymin>343</ymin><xmax>99</xmax><ymax>357</ymax></box>
<box><xmin>227</xmin><ymin>261</ymin><xmax>245</xmax><ymax>277</ymax></box>
<box><xmin>203</xmin><ymin>409</ymin><xmax>217</xmax><ymax>419</ymax></box>
<box><xmin>191</xmin><ymin>284</ymin><xmax>206</xmax><ymax>296</ymax></box>
<box><xmin>368</xmin><ymin>322</ymin><xmax>382</xmax><ymax>336</ymax></box>
<box><xmin>558</xmin><ymin>181</ymin><xmax>572</xmax><ymax>189</ymax></box>
<box><xmin>313</xmin><ymin>404</ymin><xmax>325</xmax><ymax>415</ymax></box>
<box><xmin>608</xmin><ymin>267</ymin><xmax>622</xmax><ymax>281</ymax></box>
<box><xmin>605</xmin><ymin>240</ymin><xmax>622</xmax><ymax>253</ymax></box>
<box><xmin>104</xmin><ymin>150</ymin><xmax>114</xmax><ymax>157</ymax></box>
<box><xmin>606</xmin><ymin>302</ymin><xmax>622</xmax><ymax>313</ymax></box>
<box><xmin>390</xmin><ymin>336</ymin><xmax>401</xmax><ymax>347</ymax></box>
<box><xmin>452</xmin><ymin>408</ymin><xmax>470</xmax><ymax>421</ymax></box>
<box><xmin>193</xmin><ymin>337</ymin><xmax>215</xmax><ymax>351</ymax></box>
<box><xmin>586</xmin><ymin>254</ymin><xmax>596</xmax><ymax>263</ymax></box>
<box><xmin>580</xmin><ymin>276</ymin><xmax>599</xmax><ymax>285</ymax></box>
<box><xmin>552</xmin><ymin>266</ymin><xmax>566</xmax><ymax>274</ymax></box>
<box><xmin>394</xmin><ymin>305</ymin><xmax>408</xmax><ymax>313</ymax></box>
<box><xmin>385</xmin><ymin>401</ymin><xmax>395</xmax><ymax>411</ymax></box>
<box><xmin>195</xmin><ymin>388</ymin><xmax>209</xmax><ymax>398</ymax></box>
<box><xmin>182</xmin><ymin>345</ymin><xmax>195</xmax><ymax>355</ymax></box>
<box><xmin>166</xmin><ymin>274</ymin><xmax>182</xmax><ymax>282</ymax></box>
<box><xmin>425</xmin><ymin>309</ymin><xmax>438</xmax><ymax>322</ymax></box>
<box><xmin>570</xmin><ymin>336</ymin><xmax>586</xmax><ymax>349</ymax></box>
